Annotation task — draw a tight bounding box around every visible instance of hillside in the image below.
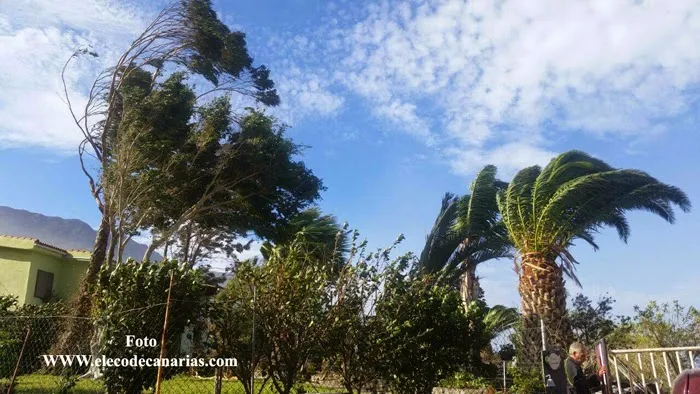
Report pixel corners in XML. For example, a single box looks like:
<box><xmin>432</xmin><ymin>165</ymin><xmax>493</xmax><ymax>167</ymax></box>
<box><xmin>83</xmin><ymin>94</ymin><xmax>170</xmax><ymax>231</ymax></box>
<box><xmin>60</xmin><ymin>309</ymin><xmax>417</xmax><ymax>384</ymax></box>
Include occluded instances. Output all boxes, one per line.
<box><xmin>0</xmin><ymin>206</ymin><xmax>159</xmax><ymax>260</ymax></box>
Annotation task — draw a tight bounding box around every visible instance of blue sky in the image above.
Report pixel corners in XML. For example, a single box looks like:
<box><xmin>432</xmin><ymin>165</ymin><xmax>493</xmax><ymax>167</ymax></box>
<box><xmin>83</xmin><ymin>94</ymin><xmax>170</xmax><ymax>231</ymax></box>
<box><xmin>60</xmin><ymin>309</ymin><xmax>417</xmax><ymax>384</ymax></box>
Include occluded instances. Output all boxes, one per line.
<box><xmin>1</xmin><ymin>0</ymin><xmax>699</xmax><ymax>316</ymax></box>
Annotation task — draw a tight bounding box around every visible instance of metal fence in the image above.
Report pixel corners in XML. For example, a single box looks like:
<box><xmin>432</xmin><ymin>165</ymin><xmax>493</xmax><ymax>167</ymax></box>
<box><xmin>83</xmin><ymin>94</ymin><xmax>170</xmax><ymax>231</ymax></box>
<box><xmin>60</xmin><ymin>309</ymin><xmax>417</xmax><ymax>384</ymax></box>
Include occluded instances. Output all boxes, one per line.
<box><xmin>607</xmin><ymin>345</ymin><xmax>700</xmax><ymax>393</ymax></box>
<box><xmin>0</xmin><ymin>312</ymin><xmax>349</xmax><ymax>394</ymax></box>
<box><xmin>0</xmin><ymin>313</ymin><xmax>526</xmax><ymax>394</ymax></box>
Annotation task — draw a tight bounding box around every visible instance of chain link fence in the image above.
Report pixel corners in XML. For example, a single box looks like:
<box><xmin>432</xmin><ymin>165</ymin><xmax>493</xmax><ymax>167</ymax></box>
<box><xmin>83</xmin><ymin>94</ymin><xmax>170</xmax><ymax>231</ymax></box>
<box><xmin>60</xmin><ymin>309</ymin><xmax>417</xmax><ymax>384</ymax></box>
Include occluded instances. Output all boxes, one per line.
<box><xmin>0</xmin><ymin>313</ymin><xmax>531</xmax><ymax>394</ymax></box>
<box><xmin>0</xmin><ymin>310</ymin><xmax>349</xmax><ymax>394</ymax></box>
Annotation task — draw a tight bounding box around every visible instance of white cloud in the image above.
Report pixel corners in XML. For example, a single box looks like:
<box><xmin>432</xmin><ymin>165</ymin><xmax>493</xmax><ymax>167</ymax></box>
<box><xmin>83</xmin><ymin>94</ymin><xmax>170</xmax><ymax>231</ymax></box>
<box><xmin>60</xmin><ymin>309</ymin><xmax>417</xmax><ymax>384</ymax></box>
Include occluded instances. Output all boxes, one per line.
<box><xmin>297</xmin><ymin>0</ymin><xmax>700</xmax><ymax>174</ymax></box>
<box><xmin>447</xmin><ymin>141</ymin><xmax>557</xmax><ymax>178</ymax></box>
<box><xmin>6</xmin><ymin>0</ymin><xmax>700</xmax><ymax>177</ymax></box>
<box><xmin>274</xmin><ymin>69</ymin><xmax>345</xmax><ymax>122</ymax></box>
<box><xmin>0</xmin><ymin>1</ymin><xmax>149</xmax><ymax>151</ymax></box>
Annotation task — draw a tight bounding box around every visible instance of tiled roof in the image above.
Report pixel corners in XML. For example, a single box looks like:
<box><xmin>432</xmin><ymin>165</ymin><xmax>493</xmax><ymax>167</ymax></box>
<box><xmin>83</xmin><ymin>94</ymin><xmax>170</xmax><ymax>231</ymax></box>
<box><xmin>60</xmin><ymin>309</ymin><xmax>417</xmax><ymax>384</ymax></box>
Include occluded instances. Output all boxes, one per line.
<box><xmin>67</xmin><ymin>249</ymin><xmax>92</xmax><ymax>254</ymax></box>
<box><xmin>0</xmin><ymin>234</ymin><xmax>83</xmax><ymax>256</ymax></box>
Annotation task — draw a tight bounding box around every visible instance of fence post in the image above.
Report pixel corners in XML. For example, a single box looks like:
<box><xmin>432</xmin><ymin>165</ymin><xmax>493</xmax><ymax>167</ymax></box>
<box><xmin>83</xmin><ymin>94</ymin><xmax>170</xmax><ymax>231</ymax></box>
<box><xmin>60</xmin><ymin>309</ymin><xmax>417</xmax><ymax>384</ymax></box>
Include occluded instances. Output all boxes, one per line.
<box><xmin>155</xmin><ymin>269</ymin><xmax>175</xmax><ymax>394</ymax></box>
<box><xmin>215</xmin><ymin>367</ymin><xmax>222</xmax><ymax>394</ymax></box>
<box><xmin>251</xmin><ymin>284</ymin><xmax>256</xmax><ymax>394</ymax></box>
<box><xmin>6</xmin><ymin>323</ymin><xmax>30</xmax><ymax>394</ymax></box>
<box><xmin>540</xmin><ymin>319</ymin><xmax>547</xmax><ymax>351</ymax></box>
<box><xmin>502</xmin><ymin>360</ymin><xmax>507</xmax><ymax>393</ymax></box>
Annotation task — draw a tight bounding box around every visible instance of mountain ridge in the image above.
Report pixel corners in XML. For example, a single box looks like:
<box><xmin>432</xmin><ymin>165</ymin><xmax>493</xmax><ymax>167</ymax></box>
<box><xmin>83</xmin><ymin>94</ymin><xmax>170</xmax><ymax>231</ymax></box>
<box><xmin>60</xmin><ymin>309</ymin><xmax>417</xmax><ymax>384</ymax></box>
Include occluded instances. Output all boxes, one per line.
<box><xmin>0</xmin><ymin>206</ymin><xmax>159</xmax><ymax>260</ymax></box>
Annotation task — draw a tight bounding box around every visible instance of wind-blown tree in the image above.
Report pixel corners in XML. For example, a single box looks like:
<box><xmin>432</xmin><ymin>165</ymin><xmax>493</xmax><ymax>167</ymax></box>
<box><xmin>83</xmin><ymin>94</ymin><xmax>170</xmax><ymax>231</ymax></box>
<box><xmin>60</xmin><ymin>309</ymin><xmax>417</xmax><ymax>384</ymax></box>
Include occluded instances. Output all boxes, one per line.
<box><xmin>58</xmin><ymin>0</ymin><xmax>323</xmax><ymax>353</ymax></box>
<box><xmin>452</xmin><ymin>166</ymin><xmax>511</xmax><ymax>306</ymax></box>
<box><xmin>418</xmin><ymin>166</ymin><xmax>511</xmax><ymax>308</ymax></box>
<box><xmin>261</xmin><ymin>207</ymin><xmax>350</xmax><ymax>273</ymax></box>
<box><xmin>496</xmin><ymin>150</ymin><xmax>691</xmax><ymax>363</ymax></box>
<box><xmin>418</xmin><ymin>193</ymin><xmax>461</xmax><ymax>278</ymax></box>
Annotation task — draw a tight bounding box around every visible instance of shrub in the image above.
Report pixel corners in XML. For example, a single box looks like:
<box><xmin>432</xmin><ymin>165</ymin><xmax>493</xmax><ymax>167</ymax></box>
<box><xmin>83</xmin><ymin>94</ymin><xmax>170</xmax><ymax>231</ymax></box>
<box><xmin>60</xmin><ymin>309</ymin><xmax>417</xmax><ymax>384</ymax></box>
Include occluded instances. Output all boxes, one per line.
<box><xmin>373</xmin><ymin>259</ymin><xmax>474</xmax><ymax>394</ymax></box>
<box><xmin>509</xmin><ymin>368</ymin><xmax>542</xmax><ymax>394</ymax></box>
<box><xmin>95</xmin><ymin>259</ymin><xmax>211</xmax><ymax>394</ymax></box>
<box><xmin>0</xmin><ymin>295</ymin><xmax>67</xmax><ymax>378</ymax></box>
<box><xmin>439</xmin><ymin>371</ymin><xmax>492</xmax><ymax>389</ymax></box>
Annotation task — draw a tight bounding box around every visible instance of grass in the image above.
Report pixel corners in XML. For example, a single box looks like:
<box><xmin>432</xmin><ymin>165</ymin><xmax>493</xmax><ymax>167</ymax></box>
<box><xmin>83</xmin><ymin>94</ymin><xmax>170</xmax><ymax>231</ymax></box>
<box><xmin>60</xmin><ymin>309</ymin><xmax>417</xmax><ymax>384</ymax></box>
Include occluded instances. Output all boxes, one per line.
<box><xmin>0</xmin><ymin>374</ymin><xmax>343</xmax><ymax>394</ymax></box>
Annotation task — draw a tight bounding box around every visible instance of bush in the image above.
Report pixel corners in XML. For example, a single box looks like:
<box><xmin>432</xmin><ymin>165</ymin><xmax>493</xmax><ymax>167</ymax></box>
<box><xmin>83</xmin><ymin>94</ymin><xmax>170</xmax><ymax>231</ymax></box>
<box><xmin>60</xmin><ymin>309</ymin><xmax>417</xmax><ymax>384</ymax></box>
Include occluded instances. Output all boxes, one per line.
<box><xmin>95</xmin><ymin>259</ymin><xmax>211</xmax><ymax>394</ymax></box>
<box><xmin>439</xmin><ymin>371</ymin><xmax>492</xmax><ymax>389</ymax></box>
<box><xmin>0</xmin><ymin>295</ymin><xmax>68</xmax><ymax>378</ymax></box>
<box><xmin>373</xmin><ymin>260</ymin><xmax>474</xmax><ymax>394</ymax></box>
<box><xmin>509</xmin><ymin>368</ymin><xmax>542</xmax><ymax>394</ymax></box>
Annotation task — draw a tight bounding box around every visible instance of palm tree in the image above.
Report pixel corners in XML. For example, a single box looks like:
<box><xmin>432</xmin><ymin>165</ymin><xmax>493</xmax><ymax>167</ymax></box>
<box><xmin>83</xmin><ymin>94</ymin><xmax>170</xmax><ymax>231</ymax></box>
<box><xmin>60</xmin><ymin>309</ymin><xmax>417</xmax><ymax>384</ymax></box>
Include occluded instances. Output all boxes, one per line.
<box><xmin>497</xmin><ymin>150</ymin><xmax>691</xmax><ymax>363</ymax></box>
<box><xmin>453</xmin><ymin>165</ymin><xmax>512</xmax><ymax>307</ymax></box>
<box><xmin>263</xmin><ymin>207</ymin><xmax>349</xmax><ymax>271</ymax></box>
<box><xmin>418</xmin><ymin>166</ymin><xmax>512</xmax><ymax>308</ymax></box>
<box><xmin>418</xmin><ymin>192</ymin><xmax>462</xmax><ymax>279</ymax></box>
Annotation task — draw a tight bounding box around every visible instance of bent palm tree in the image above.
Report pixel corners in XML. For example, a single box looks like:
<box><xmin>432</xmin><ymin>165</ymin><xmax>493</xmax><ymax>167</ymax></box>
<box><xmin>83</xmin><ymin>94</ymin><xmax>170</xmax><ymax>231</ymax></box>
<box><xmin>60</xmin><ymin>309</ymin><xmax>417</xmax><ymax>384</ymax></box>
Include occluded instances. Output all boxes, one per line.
<box><xmin>264</xmin><ymin>207</ymin><xmax>349</xmax><ymax>271</ymax></box>
<box><xmin>418</xmin><ymin>166</ymin><xmax>512</xmax><ymax>308</ymax></box>
<box><xmin>453</xmin><ymin>166</ymin><xmax>511</xmax><ymax>306</ymax></box>
<box><xmin>418</xmin><ymin>192</ymin><xmax>462</xmax><ymax>278</ymax></box>
<box><xmin>497</xmin><ymin>150</ymin><xmax>690</xmax><ymax>363</ymax></box>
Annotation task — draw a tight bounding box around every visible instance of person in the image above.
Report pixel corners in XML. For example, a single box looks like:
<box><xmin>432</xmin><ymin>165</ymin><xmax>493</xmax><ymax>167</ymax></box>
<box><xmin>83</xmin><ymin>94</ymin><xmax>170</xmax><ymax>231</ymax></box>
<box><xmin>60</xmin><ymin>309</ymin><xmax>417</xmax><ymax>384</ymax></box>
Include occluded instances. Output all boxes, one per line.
<box><xmin>565</xmin><ymin>341</ymin><xmax>607</xmax><ymax>394</ymax></box>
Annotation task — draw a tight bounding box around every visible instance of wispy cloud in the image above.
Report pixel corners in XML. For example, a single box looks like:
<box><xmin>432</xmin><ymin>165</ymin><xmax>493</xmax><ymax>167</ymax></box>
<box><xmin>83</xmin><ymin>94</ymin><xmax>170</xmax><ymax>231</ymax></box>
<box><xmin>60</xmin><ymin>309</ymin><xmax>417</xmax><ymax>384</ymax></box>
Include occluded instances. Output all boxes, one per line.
<box><xmin>5</xmin><ymin>0</ymin><xmax>700</xmax><ymax>176</ymax></box>
<box><xmin>261</xmin><ymin>0</ymin><xmax>700</xmax><ymax>175</ymax></box>
<box><xmin>0</xmin><ymin>0</ymin><xmax>150</xmax><ymax>151</ymax></box>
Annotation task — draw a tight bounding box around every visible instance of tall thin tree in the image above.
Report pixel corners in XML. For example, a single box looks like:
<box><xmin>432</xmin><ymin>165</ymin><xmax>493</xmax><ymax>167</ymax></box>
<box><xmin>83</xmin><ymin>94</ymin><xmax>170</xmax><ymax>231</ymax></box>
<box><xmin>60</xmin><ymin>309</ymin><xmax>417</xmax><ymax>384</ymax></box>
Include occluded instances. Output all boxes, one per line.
<box><xmin>57</xmin><ymin>0</ymin><xmax>279</xmax><ymax>353</ymax></box>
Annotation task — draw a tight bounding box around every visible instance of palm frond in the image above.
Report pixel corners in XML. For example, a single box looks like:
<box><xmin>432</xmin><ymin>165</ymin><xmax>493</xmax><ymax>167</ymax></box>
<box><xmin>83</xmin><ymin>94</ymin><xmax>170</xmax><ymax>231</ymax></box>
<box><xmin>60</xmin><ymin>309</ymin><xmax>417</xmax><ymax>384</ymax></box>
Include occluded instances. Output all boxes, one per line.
<box><xmin>500</xmin><ymin>165</ymin><xmax>541</xmax><ymax>250</ymax></box>
<box><xmin>499</xmin><ymin>150</ymin><xmax>691</xmax><ymax>285</ymax></box>
<box><xmin>455</xmin><ymin>165</ymin><xmax>501</xmax><ymax>235</ymax></box>
<box><xmin>484</xmin><ymin>304</ymin><xmax>519</xmax><ymax>336</ymax></box>
<box><xmin>418</xmin><ymin>193</ymin><xmax>462</xmax><ymax>274</ymax></box>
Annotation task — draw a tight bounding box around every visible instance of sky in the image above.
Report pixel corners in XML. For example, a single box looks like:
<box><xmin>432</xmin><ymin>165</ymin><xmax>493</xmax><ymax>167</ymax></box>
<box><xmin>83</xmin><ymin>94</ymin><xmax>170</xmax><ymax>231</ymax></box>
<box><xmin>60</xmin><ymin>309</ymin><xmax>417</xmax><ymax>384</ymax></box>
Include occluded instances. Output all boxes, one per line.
<box><xmin>1</xmin><ymin>0</ymin><xmax>699</xmax><ymax>317</ymax></box>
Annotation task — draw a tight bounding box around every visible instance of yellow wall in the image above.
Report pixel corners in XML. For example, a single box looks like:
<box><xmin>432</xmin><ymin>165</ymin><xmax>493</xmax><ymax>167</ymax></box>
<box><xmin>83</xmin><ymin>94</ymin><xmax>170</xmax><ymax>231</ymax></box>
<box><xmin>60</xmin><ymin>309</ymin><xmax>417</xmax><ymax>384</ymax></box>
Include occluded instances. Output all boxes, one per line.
<box><xmin>0</xmin><ymin>246</ymin><xmax>33</xmax><ymax>304</ymax></box>
<box><xmin>0</xmin><ymin>237</ymin><xmax>90</xmax><ymax>305</ymax></box>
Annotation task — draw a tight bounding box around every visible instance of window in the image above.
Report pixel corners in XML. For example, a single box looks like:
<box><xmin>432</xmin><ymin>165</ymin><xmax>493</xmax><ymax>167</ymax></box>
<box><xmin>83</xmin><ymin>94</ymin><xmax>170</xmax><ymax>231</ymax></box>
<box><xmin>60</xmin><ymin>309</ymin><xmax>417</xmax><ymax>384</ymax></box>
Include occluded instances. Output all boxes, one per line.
<box><xmin>34</xmin><ymin>270</ymin><xmax>54</xmax><ymax>301</ymax></box>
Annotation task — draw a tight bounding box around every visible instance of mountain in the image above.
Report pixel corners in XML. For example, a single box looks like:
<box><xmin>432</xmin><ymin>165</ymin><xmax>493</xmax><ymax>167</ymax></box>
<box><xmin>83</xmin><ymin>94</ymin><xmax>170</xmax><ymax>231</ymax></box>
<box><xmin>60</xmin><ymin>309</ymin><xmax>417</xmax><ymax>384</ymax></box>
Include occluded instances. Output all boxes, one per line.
<box><xmin>0</xmin><ymin>206</ymin><xmax>160</xmax><ymax>261</ymax></box>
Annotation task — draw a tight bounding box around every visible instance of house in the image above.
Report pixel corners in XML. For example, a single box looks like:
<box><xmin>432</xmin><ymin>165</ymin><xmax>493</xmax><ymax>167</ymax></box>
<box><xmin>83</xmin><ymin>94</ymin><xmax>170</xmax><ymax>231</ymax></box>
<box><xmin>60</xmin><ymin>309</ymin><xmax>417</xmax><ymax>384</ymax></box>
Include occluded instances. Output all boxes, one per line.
<box><xmin>0</xmin><ymin>234</ymin><xmax>90</xmax><ymax>305</ymax></box>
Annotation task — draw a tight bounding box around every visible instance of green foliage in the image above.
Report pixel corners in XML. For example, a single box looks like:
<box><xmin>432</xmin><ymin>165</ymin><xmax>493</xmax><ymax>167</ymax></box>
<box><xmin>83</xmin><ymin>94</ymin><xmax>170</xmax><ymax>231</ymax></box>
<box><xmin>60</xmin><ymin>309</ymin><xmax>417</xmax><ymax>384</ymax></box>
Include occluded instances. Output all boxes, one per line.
<box><xmin>95</xmin><ymin>259</ymin><xmax>211</xmax><ymax>394</ymax></box>
<box><xmin>109</xmin><ymin>65</ymin><xmax>324</xmax><ymax>262</ymax></box>
<box><xmin>263</xmin><ymin>207</ymin><xmax>349</xmax><ymax>272</ymax></box>
<box><xmin>418</xmin><ymin>193</ymin><xmax>462</xmax><ymax>276</ymax></box>
<box><xmin>208</xmin><ymin>260</ymin><xmax>267</xmax><ymax>394</ymax></box>
<box><xmin>325</xmin><ymin>233</ymin><xmax>393</xmax><ymax>394</ymax></box>
<box><xmin>418</xmin><ymin>166</ymin><xmax>511</xmax><ymax>305</ymax></box>
<box><xmin>249</xmin><ymin>238</ymin><xmax>336</xmax><ymax>394</ymax></box>
<box><xmin>509</xmin><ymin>367</ymin><xmax>543</xmax><ymax>394</ymax></box>
<box><xmin>439</xmin><ymin>371</ymin><xmax>492</xmax><ymax>389</ymax></box>
<box><xmin>608</xmin><ymin>300</ymin><xmax>700</xmax><ymax>349</ymax></box>
<box><xmin>569</xmin><ymin>293</ymin><xmax>620</xmax><ymax>348</ymax></box>
<box><xmin>373</xmin><ymin>260</ymin><xmax>475</xmax><ymax>394</ymax></box>
<box><xmin>497</xmin><ymin>150</ymin><xmax>691</xmax><ymax>282</ymax></box>
<box><xmin>0</xmin><ymin>296</ymin><xmax>68</xmax><ymax>378</ymax></box>
<box><xmin>183</xmin><ymin>0</ymin><xmax>279</xmax><ymax>104</ymax></box>
<box><xmin>497</xmin><ymin>150</ymin><xmax>690</xmax><ymax>362</ymax></box>
<box><xmin>483</xmin><ymin>305</ymin><xmax>519</xmax><ymax>338</ymax></box>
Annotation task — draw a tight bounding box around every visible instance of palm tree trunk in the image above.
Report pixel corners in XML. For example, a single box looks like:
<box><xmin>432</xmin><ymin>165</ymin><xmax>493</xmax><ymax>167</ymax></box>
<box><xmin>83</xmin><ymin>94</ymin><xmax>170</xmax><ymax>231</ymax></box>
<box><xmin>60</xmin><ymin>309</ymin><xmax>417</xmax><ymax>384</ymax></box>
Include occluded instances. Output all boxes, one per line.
<box><xmin>518</xmin><ymin>252</ymin><xmax>572</xmax><ymax>367</ymax></box>
<box><xmin>459</xmin><ymin>265</ymin><xmax>479</xmax><ymax>311</ymax></box>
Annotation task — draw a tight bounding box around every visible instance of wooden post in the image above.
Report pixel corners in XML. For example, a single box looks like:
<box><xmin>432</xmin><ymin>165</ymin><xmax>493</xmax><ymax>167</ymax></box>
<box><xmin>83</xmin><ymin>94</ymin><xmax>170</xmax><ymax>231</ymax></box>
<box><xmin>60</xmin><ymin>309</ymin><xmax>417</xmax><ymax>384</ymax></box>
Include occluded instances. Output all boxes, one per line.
<box><xmin>154</xmin><ymin>270</ymin><xmax>175</xmax><ymax>394</ymax></box>
<box><xmin>6</xmin><ymin>323</ymin><xmax>30</xmax><ymax>394</ymax></box>
<box><xmin>215</xmin><ymin>367</ymin><xmax>222</xmax><ymax>394</ymax></box>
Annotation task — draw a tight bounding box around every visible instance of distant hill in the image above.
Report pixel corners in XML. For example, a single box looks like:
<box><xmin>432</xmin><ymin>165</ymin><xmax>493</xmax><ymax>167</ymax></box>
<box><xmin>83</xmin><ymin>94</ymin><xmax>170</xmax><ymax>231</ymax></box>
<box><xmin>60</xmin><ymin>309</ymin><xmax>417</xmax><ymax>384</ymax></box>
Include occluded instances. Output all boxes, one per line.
<box><xmin>0</xmin><ymin>206</ymin><xmax>160</xmax><ymax>261</ymax></box>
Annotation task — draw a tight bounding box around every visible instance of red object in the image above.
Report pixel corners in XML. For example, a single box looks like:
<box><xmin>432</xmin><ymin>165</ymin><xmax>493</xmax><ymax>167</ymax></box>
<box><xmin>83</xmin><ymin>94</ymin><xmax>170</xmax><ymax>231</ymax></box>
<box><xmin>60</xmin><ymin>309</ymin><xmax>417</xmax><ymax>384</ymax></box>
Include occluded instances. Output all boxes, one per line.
<box><xmin>673</xmin><ymin>369</ymin><xmax>700</xmax><ymax>394</ymax></box>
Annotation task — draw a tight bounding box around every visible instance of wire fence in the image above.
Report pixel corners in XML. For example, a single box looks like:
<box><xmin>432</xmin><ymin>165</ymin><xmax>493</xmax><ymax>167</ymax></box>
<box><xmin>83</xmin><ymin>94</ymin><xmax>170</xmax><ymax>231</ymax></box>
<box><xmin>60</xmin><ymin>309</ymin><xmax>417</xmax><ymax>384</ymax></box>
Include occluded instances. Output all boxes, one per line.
<box><xmin>0</xmin><ymin>312</ymin><xmax>531</xmax><ymax>394</ymax></box>
<box><xmin>0</xmin><ymin>311</ymin><xmax>351</xmax><ymax>394</ymax></box>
